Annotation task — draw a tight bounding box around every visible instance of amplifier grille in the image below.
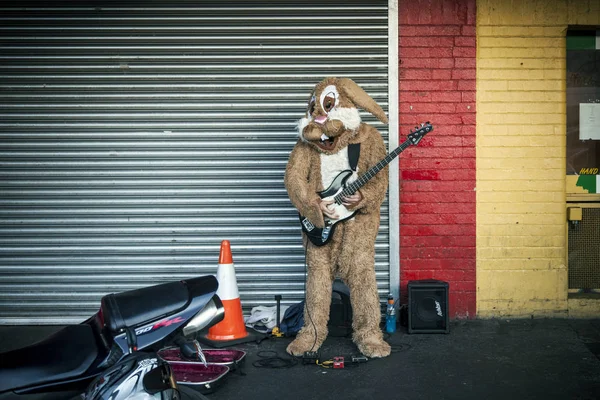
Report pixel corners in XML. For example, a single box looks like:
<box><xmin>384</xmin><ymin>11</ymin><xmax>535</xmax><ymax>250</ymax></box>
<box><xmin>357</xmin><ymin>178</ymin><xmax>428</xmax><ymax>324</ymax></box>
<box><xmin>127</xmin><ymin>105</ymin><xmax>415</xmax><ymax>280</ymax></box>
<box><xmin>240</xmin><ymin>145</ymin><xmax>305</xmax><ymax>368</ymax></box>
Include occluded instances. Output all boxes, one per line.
<box><xmin>568</xmin><ymin>207</ymin><xmax>600</xmax><ymax>289</ymax></box>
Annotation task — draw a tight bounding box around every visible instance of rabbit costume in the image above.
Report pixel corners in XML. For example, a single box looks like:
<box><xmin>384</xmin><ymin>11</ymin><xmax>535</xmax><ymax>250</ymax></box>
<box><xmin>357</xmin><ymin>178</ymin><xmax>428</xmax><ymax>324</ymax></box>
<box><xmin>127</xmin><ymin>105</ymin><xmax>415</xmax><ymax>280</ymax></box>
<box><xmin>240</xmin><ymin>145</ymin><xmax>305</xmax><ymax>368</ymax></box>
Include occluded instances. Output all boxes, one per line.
<box><xmin>284</xmin><ymin>77</ymin><xmax>391</xmax><ymax>358</ymax></box>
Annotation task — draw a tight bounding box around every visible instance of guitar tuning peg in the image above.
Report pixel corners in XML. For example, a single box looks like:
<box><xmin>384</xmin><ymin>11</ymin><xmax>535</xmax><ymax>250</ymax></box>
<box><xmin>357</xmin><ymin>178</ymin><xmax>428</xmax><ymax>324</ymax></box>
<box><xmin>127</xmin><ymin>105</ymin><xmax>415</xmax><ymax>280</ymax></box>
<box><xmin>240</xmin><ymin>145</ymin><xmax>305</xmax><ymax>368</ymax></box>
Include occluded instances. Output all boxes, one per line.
<box><xmin>420</xmin><ymin>122</ymin><xmax>425</xmax><ymax>127</ymax></box>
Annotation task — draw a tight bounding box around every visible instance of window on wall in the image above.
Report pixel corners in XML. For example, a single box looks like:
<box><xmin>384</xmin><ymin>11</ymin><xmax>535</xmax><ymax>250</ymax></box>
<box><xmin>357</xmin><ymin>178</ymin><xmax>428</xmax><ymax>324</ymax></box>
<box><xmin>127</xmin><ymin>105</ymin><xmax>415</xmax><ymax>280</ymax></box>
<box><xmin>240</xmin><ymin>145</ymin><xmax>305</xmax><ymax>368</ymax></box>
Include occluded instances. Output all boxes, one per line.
<box><xmin>566</xmin><ymin>28</ymin><xmax>600</xmax><ymax>291</ymax></box>
<box><xmin>566</xmin><ymin>28</ymin><xmax>600</xmax><ymax>196</ymax></box>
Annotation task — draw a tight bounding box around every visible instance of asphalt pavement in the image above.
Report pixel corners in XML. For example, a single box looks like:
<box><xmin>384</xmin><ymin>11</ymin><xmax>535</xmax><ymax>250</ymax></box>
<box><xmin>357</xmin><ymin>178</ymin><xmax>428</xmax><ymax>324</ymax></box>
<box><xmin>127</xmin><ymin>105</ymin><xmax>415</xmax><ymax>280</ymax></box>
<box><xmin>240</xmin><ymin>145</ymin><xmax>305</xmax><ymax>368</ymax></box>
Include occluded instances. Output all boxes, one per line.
<box><xmin>1</xmin><ymin>319</ymin><xmax>600</xmax><ymax>400</ymax></box>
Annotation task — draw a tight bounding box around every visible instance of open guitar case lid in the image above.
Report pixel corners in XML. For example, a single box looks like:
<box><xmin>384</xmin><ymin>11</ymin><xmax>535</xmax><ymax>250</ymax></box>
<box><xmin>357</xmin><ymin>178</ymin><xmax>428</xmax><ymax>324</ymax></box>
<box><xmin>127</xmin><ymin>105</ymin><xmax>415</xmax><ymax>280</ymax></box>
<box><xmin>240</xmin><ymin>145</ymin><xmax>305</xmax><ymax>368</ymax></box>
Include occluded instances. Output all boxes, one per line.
<box><xmin>158</xmin><ymin>347</ymin><xmax>246</xmax><ymax>394</ymax></box>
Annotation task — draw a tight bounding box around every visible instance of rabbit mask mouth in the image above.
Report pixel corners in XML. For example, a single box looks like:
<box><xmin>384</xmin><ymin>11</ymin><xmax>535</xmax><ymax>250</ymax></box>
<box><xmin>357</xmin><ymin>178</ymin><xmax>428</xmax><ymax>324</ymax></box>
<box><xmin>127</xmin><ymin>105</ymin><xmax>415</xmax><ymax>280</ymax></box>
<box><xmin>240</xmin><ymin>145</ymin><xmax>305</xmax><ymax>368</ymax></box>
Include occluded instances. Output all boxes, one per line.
<box><xmin>317</xmin><ymin>133</ymin><xmax>336</xmax><ymax>151</ymax></box>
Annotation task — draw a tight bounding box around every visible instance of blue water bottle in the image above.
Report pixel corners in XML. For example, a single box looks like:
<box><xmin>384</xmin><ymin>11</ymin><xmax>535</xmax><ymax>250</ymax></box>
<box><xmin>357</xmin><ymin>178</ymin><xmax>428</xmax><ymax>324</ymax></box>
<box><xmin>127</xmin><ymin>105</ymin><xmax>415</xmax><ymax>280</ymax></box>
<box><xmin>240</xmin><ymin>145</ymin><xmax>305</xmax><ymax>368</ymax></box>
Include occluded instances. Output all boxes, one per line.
<box><xmin>385</xmin><ymin>294</ymin><xmax>396</xmax><ymax>333</ymax></box>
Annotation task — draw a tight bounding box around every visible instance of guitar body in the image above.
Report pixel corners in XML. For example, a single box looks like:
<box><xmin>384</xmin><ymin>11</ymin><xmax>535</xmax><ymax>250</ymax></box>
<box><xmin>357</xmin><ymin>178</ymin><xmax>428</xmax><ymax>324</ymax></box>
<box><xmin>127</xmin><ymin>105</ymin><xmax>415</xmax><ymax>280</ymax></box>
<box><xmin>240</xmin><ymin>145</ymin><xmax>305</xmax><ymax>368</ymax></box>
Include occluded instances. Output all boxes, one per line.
<box><xmin>299</xmin><ymin>170</ymin><xmax>358</xmax><ymax>246</ymax></box>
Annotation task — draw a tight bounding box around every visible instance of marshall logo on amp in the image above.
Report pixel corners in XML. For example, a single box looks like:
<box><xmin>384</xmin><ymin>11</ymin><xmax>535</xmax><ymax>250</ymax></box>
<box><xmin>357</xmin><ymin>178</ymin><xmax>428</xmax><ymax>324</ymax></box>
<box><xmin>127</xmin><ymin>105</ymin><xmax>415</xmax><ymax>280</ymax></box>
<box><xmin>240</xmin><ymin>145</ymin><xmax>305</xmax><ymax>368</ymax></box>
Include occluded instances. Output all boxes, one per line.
<box><xmin>435</xmin><ymin>300</ymin><xmax>443</xmax><ymax>317</ymax></box>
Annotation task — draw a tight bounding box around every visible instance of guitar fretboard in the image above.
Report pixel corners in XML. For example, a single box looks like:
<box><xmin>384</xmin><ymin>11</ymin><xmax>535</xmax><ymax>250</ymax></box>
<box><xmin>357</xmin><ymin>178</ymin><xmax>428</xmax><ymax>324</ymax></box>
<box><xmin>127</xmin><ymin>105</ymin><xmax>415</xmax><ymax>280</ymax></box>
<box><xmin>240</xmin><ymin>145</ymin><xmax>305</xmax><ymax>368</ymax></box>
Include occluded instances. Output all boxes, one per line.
<box><xmin>333</xmin><ymin>139</ymin><xmax>412</xmax><ymax>204</ymax></box>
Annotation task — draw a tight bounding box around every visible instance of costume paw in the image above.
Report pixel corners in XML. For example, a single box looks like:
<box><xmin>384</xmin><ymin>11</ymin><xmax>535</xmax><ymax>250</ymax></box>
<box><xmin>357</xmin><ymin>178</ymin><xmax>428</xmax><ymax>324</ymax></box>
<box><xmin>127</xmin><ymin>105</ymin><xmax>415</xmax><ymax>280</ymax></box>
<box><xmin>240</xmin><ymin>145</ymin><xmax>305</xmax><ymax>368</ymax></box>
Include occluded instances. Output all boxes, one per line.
<box><xmin>286</xmin><ymin>331</ymin><xmax>320</xmax><ymax>356</ymax></box>
<box><xmin>356</xmin><ymin>337</ymin><xmax>391</xmax><ymax>358</ymax></box>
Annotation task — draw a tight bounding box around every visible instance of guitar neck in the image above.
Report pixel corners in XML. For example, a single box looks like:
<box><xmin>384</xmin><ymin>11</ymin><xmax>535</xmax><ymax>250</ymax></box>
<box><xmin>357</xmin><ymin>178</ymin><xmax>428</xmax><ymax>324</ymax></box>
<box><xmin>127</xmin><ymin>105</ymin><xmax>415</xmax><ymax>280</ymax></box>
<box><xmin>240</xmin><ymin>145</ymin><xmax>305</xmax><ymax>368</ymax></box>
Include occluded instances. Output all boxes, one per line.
<box><xmin>337</xmin><ymin>139</ymin><xmax>412</xmax><ymax>200</ymax></box>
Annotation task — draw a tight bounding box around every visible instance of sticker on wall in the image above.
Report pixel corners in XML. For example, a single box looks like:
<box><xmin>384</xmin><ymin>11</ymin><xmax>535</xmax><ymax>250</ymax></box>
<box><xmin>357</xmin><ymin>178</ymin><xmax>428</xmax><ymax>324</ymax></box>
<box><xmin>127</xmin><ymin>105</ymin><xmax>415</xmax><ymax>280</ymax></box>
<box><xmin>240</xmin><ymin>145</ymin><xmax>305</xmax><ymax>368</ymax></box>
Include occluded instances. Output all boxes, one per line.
<box><xmin>576</xmin><ymin>168</ymin><xmax>600</xmax><ymax>194</ymax></box>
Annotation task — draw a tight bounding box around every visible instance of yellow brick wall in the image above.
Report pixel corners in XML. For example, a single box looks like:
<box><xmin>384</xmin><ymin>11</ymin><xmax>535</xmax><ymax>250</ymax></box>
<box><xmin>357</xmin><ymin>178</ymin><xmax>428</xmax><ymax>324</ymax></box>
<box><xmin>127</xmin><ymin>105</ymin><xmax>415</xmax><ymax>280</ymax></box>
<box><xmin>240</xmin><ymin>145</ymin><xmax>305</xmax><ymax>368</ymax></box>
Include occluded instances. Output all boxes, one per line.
<box><xmin>476</xmin><ymin>0</ymin><xmax>600</xmax><ymax>317</ymax></box>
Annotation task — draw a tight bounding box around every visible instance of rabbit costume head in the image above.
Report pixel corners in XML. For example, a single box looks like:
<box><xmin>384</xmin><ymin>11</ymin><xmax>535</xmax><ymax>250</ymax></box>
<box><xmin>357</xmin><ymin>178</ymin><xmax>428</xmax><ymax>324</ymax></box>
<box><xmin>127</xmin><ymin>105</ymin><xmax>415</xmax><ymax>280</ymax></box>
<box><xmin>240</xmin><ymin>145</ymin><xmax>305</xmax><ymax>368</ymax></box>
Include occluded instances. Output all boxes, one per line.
<box><xmin>297</xmin><ymin>77</ymin><xmax>389</xmax><ymax>154</ymax></box>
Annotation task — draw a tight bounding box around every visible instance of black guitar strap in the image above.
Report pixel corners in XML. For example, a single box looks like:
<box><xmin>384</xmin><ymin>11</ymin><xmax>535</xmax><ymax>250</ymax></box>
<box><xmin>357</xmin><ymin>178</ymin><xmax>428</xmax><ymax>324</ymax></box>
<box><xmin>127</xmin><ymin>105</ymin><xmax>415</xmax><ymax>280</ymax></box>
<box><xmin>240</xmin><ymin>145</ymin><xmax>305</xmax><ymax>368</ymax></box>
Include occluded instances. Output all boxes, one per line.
<box><xmin>348</xmin><ymin>143</ymin><xmax>360</xmax><ymax>171</ymax></box>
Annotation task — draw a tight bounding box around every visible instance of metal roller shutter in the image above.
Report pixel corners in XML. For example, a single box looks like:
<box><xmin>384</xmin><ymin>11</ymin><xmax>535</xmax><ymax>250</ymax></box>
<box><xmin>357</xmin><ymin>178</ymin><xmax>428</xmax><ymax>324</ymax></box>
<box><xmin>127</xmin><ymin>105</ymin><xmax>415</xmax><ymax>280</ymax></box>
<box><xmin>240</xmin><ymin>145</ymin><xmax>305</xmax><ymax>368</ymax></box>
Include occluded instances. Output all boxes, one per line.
<box><xmin>0</xmin><ymin>1</ymin><xmax>394</xmax><ymax>324</ymax></box>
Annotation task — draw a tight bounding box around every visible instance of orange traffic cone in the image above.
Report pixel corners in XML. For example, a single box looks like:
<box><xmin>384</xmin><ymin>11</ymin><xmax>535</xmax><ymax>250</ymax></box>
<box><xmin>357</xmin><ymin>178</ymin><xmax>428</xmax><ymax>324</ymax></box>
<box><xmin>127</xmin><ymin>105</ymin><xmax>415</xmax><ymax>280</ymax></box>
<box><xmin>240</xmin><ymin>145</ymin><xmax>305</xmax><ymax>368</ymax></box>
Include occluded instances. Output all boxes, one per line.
<box><xmin>199</xmin><ymin>240</ymin><xmax>264</xmax><ymax>347</ymax></box>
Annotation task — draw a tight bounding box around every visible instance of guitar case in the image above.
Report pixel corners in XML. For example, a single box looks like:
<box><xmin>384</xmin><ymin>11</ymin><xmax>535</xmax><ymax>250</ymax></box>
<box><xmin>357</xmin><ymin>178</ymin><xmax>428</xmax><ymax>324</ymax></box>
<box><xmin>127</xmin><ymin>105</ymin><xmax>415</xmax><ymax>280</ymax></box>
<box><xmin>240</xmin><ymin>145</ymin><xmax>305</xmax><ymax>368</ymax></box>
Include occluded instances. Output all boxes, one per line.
<box><xmin>328</xmin><ymin>279</ymin><xmax>353</xmax><ymax>337</ymax></box>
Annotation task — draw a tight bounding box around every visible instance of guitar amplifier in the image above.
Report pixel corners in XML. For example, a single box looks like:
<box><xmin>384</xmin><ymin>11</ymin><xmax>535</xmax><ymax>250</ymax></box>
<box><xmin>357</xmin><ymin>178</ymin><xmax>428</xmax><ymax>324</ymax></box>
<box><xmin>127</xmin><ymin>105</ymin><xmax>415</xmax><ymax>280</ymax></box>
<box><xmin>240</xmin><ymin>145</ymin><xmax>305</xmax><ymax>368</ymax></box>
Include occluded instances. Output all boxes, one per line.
<box><xmin>408</xmin><ymin>280</ymin><xmax>449</xmax><ymax>334</ymax></box>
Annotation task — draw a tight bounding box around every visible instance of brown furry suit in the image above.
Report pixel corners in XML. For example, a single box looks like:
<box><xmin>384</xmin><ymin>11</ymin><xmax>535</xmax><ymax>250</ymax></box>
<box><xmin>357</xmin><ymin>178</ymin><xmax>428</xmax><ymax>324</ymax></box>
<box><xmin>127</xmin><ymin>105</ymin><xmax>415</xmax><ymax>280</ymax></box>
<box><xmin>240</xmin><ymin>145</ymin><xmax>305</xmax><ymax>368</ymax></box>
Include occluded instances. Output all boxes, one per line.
<box><xmin>284</xmin><ymin>78</ymin><xmax>391</xmax><ymax>358</ymax></box>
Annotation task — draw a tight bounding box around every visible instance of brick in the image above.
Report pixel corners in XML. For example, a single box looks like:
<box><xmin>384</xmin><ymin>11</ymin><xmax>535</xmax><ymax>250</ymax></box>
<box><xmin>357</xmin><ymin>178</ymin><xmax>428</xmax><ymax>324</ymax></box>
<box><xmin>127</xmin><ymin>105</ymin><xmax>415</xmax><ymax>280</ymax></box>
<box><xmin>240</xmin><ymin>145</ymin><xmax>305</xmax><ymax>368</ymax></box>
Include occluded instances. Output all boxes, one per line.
<box><xmin>425</xmin><ymin>136</ymin><xmax>463</xmax><ymax>147</ymax></box>
<box><xmin>456</xmin><ymin>103</ymin><xmax>476</xmax><ymax>113</ymax></box>
<box><xmin>401</xmin><ymin>146</ymin><xmax>456</xmax><ymax>159</ymax></box>
<box><xmin>434</xmin><ymin>91</ymin><xmax>464</xmax><ymax>103</ymax></box>
<box><xmin>400</xmin><ymin>258</ymin><xmax>444</xmax><ymax>270</ymax></box>
<box><xmin>401</xmin><ymin>155</ymin><xmax>477</xmax><ymax>169</ymax></box>
<box><xmin>453</xmin><ymin>47</ymin><xmax>476</xmax><ymax>57</ymax></box>
<box><xmin>401</xmin><ymin>180</ymin><xmax>475</xmax><ymax>192</ymax></box>
<box><xmin>401</xmin><ymin>201</ymin><xmax>475</xmax><ymax>214</ymax></box>
<box><xmin>399</xmin><ymin>124</ymin><xmax>461</xmax><ymax>137</ymax></box>
<box><xmin>403</xmin><ymin>246</ymin><xmax>476</xmax><ymax>260</ymax></box>
<box><xmin>399</xmin><ymin>47</ymin><xmax>454</xmax><ymax>58</ymax></box>
<box><xmin>461</xmin><ymin>91</ymin><xmax>476</xmax><ymax>102</ymax></box>
<box><xmin>400</xmin><ymin>57</ymin><xmax>455</xmax><ymax>69</ymax></box>
<box><xmin>400</xmin><ymin>69</ymin><xmax>433</xmax><ymax>80</ymax></box>
<box><xmin>400</xmin><ymin>91</ymin><xmax>434</xmax><ymax>103</ymax></box>
<box><xmin>461</xmin><ymin>125</ymin><xmax>476</xmax><ymax>135</ymax></box>
<box><xmin>439</xmin><ymin>258</ymin><xmax>476</xmax><ymax>270</ymax></box>
<box><xmin>401</xmin><ymin>236</ymin><xmax>442</xmax><ymax>248</ymax></box>
<box><xmin>455</xmin><ymin>57</ymin><xmax>476</xmax><ymax>68</ymax></box>
<box><xmin>400</xmin><ymin>92</ymin><xmax>463</xmax><ymax>105</ymax></box>
<box><xmin>451</xmin><ymin>68</ymin><xmax>477</xmax><ymax>80</ymax></box>
<box><xmin>457</xmin><ymin>79</ymin><xmax>476</xmax><ymax>90</ymax></box>
<box><xmin>400</xmin><ymin>25</ymin><xmax>461</xmax><ymax>36</ymax></box>
<box><xmin>461</xmin><ymin>25</ymin><xmax>476</xmax><ymax>36</ymax></box>
<box><xmin>403</xmin><ymin>113</ymin><xmax>465</xmax><ymax>125</ymax></box>
<box><xmin>399</xmin><ymin>80</ymin><xmax>458</xmax><ymax>92</ymax></box>
<box><xmin>455</xmin><ymin>36</ymin><xmax>476</xmax><ymax>47</ymax></box>
<box><xmin>450</xmin><ymin>281</ymin><xmax>477</xmax><ymax>292</ymax></box>
<box><xmin>401</xmin><ymin>235</ymin><xmax>476</xmax><ymax>249</ymax></box>
<box><xmin>432</xmin><ymin>69</ymin><xmax>453</xmax><ymax>80</ymax></box>
<box><xmin>401</xmin><ymin>224</ymin><xmax>476</xmax><ymax>237</ymax></box>
<box><xmin>461</xmin><ymin>136</ymin><xmax>476</xmax><ymax>147</ymax></box>
<box><xmin>400</xmin><ymin>103</ymin><xmax>457</xmax><ymax>114</ymax></box>
<box><xmin>401</xmin><ymin>169</ymin><xmax>441</xmax><ymax>181</ymax></box>
<box><xmin>461</xmin><ymin>113</ymin><xmax>476</xmax><ymax>125</ymax></box>
<box><xmin>400</xmin><ymin>191</ymin><xmax>473</xmax><ymax>204</ymax></box>
<box><xmin>401</xmin><ymin>213</ymin><xmax>475</xmax><ymax>225</ymax></box>
<box><xmin>400</xmin><ymin>36</ymin><xmax>455</xmax><ymax>48</ymax></box>
<box><xmin>438</xmin><ymin>169</ymin><xmax>476</xmax><ymax>181</ymax></box>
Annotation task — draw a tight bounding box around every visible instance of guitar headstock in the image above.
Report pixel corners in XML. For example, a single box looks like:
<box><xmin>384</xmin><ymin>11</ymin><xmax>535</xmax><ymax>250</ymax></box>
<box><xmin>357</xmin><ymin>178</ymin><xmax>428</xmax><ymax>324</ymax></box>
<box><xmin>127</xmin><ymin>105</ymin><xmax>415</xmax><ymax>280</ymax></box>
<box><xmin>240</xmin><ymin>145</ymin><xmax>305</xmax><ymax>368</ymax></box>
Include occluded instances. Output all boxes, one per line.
<box><xmin>407</xmin><ymin>122</ymin><xmax>433</xmax><ymax>146</ymax></box>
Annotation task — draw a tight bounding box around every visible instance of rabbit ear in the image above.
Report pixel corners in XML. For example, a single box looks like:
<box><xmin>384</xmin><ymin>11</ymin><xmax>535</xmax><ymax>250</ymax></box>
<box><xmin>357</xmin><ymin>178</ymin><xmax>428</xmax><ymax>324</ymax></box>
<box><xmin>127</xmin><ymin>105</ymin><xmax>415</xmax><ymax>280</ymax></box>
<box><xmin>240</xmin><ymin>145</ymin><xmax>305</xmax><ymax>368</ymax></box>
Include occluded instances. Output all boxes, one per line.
<box><xmin>337</xmin><ymin>78</ymin><xmax>389</xmax><ymax>124</ymax></box>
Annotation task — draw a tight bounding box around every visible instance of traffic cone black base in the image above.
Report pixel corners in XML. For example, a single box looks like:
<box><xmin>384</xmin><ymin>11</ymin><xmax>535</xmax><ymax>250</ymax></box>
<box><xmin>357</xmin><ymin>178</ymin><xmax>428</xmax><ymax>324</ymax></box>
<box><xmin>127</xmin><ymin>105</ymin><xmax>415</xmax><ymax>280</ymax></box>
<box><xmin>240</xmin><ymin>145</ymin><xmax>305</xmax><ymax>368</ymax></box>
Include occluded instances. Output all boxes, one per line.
<box><xmin>197</xmin><ymin>329</ymin><xmax>267</xmax><ymax>348</ymax></box>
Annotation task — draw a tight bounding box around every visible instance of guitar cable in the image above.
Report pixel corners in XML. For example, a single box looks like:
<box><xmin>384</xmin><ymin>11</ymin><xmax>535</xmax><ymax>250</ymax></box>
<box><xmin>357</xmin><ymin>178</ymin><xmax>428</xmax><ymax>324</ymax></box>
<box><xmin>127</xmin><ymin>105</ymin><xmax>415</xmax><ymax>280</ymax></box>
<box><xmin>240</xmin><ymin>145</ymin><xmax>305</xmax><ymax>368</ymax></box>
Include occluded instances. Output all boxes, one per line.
<box><xmin>303</xmin><ymin>242</ymin><xmax>318</xmax><ymax>355</ymax></box>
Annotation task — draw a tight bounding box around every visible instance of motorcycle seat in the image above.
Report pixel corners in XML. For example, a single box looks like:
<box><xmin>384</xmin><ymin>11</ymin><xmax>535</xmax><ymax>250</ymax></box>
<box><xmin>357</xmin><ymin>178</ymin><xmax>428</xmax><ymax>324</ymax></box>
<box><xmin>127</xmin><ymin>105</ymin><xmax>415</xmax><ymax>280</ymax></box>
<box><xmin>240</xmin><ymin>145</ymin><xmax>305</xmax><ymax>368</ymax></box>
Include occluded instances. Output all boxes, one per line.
<box><xmin>101</xmin><ymin>280</ymin><xmax>189</xmax><ymax>333</ymax></box>
<box><xmin>0</xmin><ymin>324</ymin><xmax>98</xmax><ymax>392</ymax></box>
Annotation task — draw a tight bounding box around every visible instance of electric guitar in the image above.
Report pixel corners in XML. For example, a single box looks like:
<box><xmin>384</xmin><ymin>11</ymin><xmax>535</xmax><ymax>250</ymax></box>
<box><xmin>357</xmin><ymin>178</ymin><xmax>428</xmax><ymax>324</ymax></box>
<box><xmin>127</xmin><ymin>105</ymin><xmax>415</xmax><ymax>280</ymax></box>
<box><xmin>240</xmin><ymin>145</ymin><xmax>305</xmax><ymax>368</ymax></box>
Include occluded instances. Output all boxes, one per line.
<box><xmin>299</xmin><ymin>122</ymin><xmax>433</xmax><ymax>246</ymax></box>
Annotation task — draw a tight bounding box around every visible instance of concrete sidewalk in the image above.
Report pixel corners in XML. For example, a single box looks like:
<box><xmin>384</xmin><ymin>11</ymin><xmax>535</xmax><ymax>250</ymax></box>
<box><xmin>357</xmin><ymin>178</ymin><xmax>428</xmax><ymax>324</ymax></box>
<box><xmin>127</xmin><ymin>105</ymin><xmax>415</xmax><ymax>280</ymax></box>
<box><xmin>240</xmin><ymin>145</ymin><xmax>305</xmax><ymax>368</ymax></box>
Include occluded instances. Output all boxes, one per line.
<box><xmin>1</xmin><ymin>319</ymin><xmax>600</xmax><ymax>400</ymax></box>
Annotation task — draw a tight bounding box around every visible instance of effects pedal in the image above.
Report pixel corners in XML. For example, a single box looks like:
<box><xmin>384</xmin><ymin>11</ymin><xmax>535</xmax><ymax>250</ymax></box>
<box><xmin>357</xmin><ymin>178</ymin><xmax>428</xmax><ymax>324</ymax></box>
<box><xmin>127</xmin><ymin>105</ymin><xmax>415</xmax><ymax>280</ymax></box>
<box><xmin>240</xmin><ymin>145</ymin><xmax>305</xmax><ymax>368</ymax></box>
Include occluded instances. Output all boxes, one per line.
<box><xmin>333</xmin><ymin>356</ymin><xmax>344</xmax><ymax>369</ymax></box>
<box><xmin>302</xmin><ymin>351</ymin><xmax>319</xmax><ymax>365</ymax></box>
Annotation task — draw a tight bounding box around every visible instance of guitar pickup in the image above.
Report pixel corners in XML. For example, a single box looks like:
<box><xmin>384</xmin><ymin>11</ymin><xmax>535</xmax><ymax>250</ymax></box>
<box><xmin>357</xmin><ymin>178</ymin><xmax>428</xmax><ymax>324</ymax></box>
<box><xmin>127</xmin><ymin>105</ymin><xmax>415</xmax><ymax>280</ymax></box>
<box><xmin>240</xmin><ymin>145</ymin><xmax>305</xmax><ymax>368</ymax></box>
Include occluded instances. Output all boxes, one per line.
<box><xmin>302</xmin><ymin>218</ymin><xmax>315</xmax><ymax>232</ymax></box>
<box><xmin>321</xmin><ymin>225</ymin><xmax>331</xmax><ymax>242</ymax></box>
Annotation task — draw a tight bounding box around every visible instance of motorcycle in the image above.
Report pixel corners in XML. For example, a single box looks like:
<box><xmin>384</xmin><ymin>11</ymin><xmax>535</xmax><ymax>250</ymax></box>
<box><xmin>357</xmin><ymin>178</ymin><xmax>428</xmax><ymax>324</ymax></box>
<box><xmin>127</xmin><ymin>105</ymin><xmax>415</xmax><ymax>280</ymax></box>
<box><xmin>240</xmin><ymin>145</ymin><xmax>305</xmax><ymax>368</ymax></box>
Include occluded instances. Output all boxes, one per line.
<box><xmin>0</xmin><ymin>275</ymin><xmax>225</xmax><ymax>400</ymax></box>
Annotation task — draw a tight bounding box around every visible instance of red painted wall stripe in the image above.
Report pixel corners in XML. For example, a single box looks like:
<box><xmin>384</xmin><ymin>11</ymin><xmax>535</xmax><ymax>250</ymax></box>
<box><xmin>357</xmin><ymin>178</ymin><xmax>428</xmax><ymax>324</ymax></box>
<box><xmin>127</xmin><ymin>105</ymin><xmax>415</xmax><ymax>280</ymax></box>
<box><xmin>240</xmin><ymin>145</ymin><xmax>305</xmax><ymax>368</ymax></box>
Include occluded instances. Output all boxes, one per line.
<box><xmin>398</xmin><ymin>0</ymin><xmax>476</xmax><ymax>318</ymax></box>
